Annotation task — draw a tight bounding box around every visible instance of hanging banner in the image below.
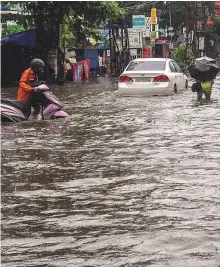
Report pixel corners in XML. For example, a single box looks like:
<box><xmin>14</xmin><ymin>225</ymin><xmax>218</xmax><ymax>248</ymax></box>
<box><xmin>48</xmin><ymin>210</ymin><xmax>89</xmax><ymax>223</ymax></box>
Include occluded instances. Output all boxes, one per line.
<box><xmin>73</xmin><ymin>60</ymin><xmax>90</xmax><ymax>82</ymax></box>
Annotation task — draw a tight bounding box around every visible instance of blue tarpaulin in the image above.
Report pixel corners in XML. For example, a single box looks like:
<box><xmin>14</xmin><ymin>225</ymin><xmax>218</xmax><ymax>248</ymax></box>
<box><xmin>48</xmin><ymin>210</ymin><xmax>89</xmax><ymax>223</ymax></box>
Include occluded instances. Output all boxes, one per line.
<box><xmin>1</xmin><ymin>29</ymin><xmax>36</xmax><ymax>47</ymax></box>
<box><xmin>0</xmin><ymin>4</ymin><xmax>10</xmax><ymax>11</ymax></box>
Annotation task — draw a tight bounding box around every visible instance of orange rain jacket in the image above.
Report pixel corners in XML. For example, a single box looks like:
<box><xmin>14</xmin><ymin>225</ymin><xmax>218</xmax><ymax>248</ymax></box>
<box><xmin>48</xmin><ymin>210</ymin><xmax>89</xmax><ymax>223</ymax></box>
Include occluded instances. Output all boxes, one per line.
<box><xmin>17</xmin><ymin>68</ymin><xmax>35</xmax><ymax>101</ymax></box>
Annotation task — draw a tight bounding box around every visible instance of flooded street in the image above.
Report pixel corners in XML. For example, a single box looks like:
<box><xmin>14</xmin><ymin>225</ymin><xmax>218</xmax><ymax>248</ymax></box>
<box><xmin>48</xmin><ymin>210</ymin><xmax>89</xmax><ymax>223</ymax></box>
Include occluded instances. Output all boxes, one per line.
<box><xmin>1</xmin><ymin>78</ymin><xmax>220</xmax><ymax>267</ymax></box>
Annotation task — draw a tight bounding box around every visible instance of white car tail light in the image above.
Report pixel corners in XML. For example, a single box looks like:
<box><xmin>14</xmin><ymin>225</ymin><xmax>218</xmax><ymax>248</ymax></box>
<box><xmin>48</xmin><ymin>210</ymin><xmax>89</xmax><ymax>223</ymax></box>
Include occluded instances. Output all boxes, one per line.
<box><xmin>119</xmin><ymin>76</ymin><xmax>132</xmax><ymax>82</ymax></box>
<box><xmin>153</xmin><ymin>75</ymin><xmax>170</xmax><ymax>82</ymax></box>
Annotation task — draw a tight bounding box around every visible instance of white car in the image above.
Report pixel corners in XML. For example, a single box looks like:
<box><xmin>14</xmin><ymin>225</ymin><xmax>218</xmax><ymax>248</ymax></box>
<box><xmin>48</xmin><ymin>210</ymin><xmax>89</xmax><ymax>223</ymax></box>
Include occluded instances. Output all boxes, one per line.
<box><xmin>118</xmin><ymin>58</ymin><xmax>188</xmax><ymax>96</ymax></box>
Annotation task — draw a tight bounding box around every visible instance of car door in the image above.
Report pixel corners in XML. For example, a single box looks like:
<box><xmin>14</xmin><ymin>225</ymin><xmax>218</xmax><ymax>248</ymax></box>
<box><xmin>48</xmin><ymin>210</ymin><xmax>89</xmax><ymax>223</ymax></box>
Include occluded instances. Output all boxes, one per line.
<box><xmin>169</xmin><ymin>61</ymin><xmax>179</xmax><ymax>88</ymax></box>
<box><xmin>172</xmin><ymin>61</ymin><xmax>185</xmax><ymax>89</ymax></box>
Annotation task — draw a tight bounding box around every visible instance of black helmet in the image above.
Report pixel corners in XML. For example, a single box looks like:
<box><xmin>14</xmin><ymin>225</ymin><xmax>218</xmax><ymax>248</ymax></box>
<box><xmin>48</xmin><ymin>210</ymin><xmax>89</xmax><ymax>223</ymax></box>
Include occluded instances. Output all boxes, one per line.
<box><xmin>30</xmin><ymin>58</ymin><xmax>45</xmax><ymax>72</ymax></box>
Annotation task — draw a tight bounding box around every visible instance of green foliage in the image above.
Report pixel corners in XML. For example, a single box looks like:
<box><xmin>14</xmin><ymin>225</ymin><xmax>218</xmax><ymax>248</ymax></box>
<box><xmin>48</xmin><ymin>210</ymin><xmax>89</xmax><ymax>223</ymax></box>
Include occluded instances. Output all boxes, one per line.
<box><xmin>3</xmin><ymin>1</ymin><xmax>124</xmax><ymax>48</ymax></box>
<box><xmin>172</xmin><ymin>44</ymin><xmax>194</xmax><ymax>72</ymax></box>
<box><xmin>2</xmin><ymin>24</ymin><xmax>29</xmax><ymax>36</ymax></box>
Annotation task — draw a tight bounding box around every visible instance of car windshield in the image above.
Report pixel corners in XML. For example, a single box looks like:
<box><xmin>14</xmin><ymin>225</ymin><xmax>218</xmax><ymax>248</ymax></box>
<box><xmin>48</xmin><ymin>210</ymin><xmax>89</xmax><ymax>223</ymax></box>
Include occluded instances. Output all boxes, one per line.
<box><xmin>126</xmin><ymin>61</ymin><xmax>166</xmax><ymax>71</ymax></box>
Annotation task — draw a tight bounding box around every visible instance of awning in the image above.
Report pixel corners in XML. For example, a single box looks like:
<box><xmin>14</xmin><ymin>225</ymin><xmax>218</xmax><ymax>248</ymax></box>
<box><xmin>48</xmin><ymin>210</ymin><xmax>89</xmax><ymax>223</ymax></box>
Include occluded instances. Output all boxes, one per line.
<box><xmin>1</xmin><ymin>29</ymin><xmax>36</xmax><ymax>48</ymax></box>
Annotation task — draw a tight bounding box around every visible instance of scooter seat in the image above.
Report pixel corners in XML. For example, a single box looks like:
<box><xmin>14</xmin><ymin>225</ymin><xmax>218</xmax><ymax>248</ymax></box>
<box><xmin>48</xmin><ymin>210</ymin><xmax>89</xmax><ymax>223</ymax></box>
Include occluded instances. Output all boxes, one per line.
<box><xmin>1</xmin><ymin>99</ymin><xmax>30</xmax><ymax>113</ymax></box>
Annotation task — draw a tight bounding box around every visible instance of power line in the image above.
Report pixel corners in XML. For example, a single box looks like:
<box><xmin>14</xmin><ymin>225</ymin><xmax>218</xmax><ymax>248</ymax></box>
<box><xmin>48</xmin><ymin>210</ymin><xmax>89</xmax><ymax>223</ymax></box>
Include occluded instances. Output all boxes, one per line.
<box><xmin>125</xmin><ymin>1</ymin><xmax>161</xmax><ymax>12</ymax></box>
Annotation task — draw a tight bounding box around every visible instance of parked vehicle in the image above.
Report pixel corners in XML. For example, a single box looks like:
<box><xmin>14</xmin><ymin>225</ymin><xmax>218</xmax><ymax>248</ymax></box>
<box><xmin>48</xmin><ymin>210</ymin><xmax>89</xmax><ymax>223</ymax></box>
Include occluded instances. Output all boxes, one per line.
<box><xmin>1</xmin><ymin>83</ymin><xmax>68</xmax><ymax>123</ymax></box>
<box><xmin>118</xmin><ymin>58</ymin><xmax>188</xmax><ymax>96</ymax></box>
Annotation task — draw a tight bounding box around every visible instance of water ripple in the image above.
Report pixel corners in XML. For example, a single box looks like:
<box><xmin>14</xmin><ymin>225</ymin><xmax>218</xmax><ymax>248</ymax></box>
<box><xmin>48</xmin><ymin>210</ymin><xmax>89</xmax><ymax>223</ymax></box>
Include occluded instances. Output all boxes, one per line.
<box><xmin>1</xmin><ymin>81</ymin><xmax>220</xmax><ymax>267</ymax></box>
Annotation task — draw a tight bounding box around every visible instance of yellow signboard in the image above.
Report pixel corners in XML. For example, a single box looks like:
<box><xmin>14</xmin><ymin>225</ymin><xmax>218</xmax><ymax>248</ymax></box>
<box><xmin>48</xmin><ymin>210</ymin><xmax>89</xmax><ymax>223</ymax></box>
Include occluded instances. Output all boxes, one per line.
<box><xmin>151</xmin><ymin>8</ymin><xmax>157</xmax><ymax>24</ymax></box>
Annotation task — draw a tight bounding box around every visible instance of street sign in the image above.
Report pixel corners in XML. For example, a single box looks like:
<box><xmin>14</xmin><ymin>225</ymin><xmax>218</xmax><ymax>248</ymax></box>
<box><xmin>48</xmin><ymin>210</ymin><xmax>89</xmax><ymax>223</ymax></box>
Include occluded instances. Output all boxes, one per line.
<box><xmin>151</xmin><ymin>8</ymin><xmax>157</xmax><ymax>24</ymax></box>
<box><xmin>132</xmin><ymin>15</ymin><xmax>146</xmax><ymax>31</ymax></box>
<box><xmin>145</xmin><ymin>17</ymin><xmax>151</xmax><ymax>36</ymax></box>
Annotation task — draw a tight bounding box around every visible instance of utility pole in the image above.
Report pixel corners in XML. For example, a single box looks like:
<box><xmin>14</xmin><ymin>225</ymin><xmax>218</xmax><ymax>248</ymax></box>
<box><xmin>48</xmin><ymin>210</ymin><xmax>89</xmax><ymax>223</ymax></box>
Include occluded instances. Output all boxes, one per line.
<box><xmin>196</xmin><ymin>1</ymin><xmax>205</xmax><ymax>57</ymax></box>
<box><xmin>169</xmin><ymin>1</ymin><xmax>173</xmax><ymax>46</ymax></box>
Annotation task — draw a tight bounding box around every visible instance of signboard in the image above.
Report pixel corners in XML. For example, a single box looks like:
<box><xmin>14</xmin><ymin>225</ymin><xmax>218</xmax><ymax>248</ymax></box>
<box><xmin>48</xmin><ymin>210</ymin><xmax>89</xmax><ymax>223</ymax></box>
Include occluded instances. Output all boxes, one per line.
<box><xmin>143</xmin><ymin>46</ymin><xmax>152</xmax><ymax>58</ymax></box>
<box><xmin>143</xmin><ymin>32</ymin><xmax>150</xmax><ymax>38</ymax></box>
<box><xmin>128</xmin><ymin>28</ymin><xmax>142</xmax><ymax>48</ymax></box>
<box><xmin>116</xmin><ymin>38</ymin><xmax>122</xmax><ymax>52</ymax></box>
<box><xmin>145</xmin><ymin>17</ymin><xmax>151</xmax><ymax>37</ymax></box>
<box><xmin>132</xmin><ymin>15</ymin><xmax>146</xmax><ymax>31</ymax></box>
<box><xmin>151</xmin><ymin>8</ymin><xmax>157</xmax><ymax>24</ymax></box>
<box><xmin>215</xmin><ymin>1</ymin><xmax>220</xmax><ymax>7</ymax></box>
<box><xmin>150</xmin><ymin>24</ymin><xmax>159</xmax><ymax>39</ymax></box>
<box><xmin>199</xmin><ymin>37</ymin><xmax>205</xmax><ymax>50</ymax></box>
<box><xmin>130</xmin><ymin>49</ymin><xmax>137</xmax><ymax>56</ymax></box>
<box><xmin>151</xmin><ymin>31</ymin><xmax>156</xmax><ymax>38</ymax></box>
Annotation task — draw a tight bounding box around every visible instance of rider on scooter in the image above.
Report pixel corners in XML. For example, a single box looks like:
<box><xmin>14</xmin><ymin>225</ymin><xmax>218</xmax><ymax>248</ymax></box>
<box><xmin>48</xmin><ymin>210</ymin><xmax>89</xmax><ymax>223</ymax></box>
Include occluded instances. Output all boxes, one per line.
<box><xmin>17</xmin><ymin>58</ymin><xmax>44</xmax><ymax>115</ymax></box>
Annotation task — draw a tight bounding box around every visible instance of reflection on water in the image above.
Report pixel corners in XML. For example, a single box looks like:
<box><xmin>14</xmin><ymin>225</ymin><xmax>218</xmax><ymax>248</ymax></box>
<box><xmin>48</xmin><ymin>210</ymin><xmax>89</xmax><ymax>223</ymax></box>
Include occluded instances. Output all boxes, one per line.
<box><xmin>1</xmin><ymin>78</ymin><xmax>220</xmax><ymax>267</ymax></box>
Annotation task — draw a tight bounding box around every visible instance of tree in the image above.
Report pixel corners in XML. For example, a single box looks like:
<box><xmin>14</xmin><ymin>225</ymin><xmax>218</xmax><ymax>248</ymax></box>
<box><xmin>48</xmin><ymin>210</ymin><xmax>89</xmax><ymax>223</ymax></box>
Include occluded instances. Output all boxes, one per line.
<box><xmin>3</xmin><ymin>1</ymin><xmax>123</xmax><ymax>59</ymax></box>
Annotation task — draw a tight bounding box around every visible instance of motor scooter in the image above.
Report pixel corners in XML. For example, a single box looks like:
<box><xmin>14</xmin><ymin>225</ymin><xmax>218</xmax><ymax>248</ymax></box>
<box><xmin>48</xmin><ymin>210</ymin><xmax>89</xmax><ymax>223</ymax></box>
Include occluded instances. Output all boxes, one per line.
<box><xmin>1</xmin><ymin>82</ymin><xmax>68</xmax><ymax>123</ymax></box>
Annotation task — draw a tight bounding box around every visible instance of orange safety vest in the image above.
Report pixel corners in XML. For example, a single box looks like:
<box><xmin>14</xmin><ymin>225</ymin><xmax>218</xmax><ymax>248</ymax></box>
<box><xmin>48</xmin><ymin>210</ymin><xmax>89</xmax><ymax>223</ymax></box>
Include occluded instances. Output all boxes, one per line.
<box><xmin>17</xmin><ymin>68</ymin><xmax>35</xmax><ymax>101</ymax></box>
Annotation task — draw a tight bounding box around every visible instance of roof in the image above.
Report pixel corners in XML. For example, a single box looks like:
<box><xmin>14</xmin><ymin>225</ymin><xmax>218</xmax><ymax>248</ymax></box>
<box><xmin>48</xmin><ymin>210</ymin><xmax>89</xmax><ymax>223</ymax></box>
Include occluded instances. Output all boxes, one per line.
<box><xmin>132</xmin><ymin>58</ymin><xmax>169</xmax><ymax>62</ymax></box>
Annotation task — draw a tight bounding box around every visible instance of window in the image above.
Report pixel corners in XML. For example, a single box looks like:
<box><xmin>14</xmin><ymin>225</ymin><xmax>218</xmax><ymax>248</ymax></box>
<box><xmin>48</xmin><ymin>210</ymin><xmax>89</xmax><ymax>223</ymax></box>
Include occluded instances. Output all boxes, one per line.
<box><xmin>126</xmin><ymin>61</ymin><xmax>166</xmax><ymax>71</ymax></box>
<box><xmin>169</xmin><ymin>61</ymin><xmax>177</xmax><ymax>72</ymax></box>
<box><xmin>172</xmin><ymin>61</ymin><xmax>182</xmax><ymax>73</ymax></box>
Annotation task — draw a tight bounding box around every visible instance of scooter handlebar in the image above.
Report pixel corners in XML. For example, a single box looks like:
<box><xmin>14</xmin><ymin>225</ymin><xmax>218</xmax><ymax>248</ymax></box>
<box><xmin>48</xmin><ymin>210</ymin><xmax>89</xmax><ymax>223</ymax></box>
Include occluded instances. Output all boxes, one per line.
<box><xmin>32</xmin><ymin>84</ymin><xmax>49</xmax><ymax>93</ymax></box>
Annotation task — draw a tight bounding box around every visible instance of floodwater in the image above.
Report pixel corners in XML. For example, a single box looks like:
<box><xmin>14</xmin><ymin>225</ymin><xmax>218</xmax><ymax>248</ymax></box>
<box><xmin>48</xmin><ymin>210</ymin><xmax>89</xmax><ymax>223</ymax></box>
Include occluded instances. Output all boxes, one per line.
<box><xmin>1</xmin><ymin>78</ymin><xmax>220</xmax><ymax>267</ymax></box>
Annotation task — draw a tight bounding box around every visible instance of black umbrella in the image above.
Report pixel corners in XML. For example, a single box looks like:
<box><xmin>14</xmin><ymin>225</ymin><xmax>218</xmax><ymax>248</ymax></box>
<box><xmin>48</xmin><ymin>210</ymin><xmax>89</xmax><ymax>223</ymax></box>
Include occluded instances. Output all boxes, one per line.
<box><xmin>195</xmin><ymin>56</ymin><xmax>216</xmax><ymax>65</ymax></box>
<box><xmin>188</xmin><ymin>57</ymin><xmax>220</xmax><ymax>81</ymax></box>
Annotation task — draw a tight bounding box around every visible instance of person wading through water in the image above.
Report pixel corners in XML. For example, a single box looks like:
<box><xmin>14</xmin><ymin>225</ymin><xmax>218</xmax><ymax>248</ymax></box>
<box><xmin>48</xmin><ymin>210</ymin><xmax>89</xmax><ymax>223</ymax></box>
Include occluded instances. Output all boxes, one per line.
<box><xmin>197</xmin><ymin>79</ymin><xmax>214</xmax><ymax>101</ymax></box>
<box><xmin>17</xmin><ymin>58</ymin><xmax>45</xmax><ymax>116</ymax></box>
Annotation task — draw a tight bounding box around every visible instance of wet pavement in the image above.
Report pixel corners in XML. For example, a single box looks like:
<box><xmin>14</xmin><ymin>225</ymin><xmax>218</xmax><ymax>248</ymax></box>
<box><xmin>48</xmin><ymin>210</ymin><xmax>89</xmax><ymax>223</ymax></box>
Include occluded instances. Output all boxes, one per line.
<box><xmin>1</xmin><ymin>77</ymin><xmax>220</xmax><ymax>267</ymax></box>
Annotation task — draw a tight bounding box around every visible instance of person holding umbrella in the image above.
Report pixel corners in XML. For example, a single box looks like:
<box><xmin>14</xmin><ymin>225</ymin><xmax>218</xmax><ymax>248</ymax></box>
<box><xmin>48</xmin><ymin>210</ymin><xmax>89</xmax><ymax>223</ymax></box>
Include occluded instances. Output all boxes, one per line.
<box><xmin>196</xmin><ymin>78</ymin><xmax>214</xmax><ymax>101</ymax></box>
<box><xmin>188</xmin><ymin>56</ymin><xmax>220</xmax><ymax>101</ymax></box>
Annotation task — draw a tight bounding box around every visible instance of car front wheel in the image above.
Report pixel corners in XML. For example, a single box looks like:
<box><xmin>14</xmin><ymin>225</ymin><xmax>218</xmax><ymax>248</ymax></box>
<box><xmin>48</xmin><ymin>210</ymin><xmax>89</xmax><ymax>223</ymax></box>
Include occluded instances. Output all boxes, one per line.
<box><xmin>174</xmin><ymin>84</ymin><xmax>177</xmax><ymax>94</ymax></box>
<box><xmin>185</xmin><ymin>80</ymin><xmax>188</xmax><ymax>89</ymax></box>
